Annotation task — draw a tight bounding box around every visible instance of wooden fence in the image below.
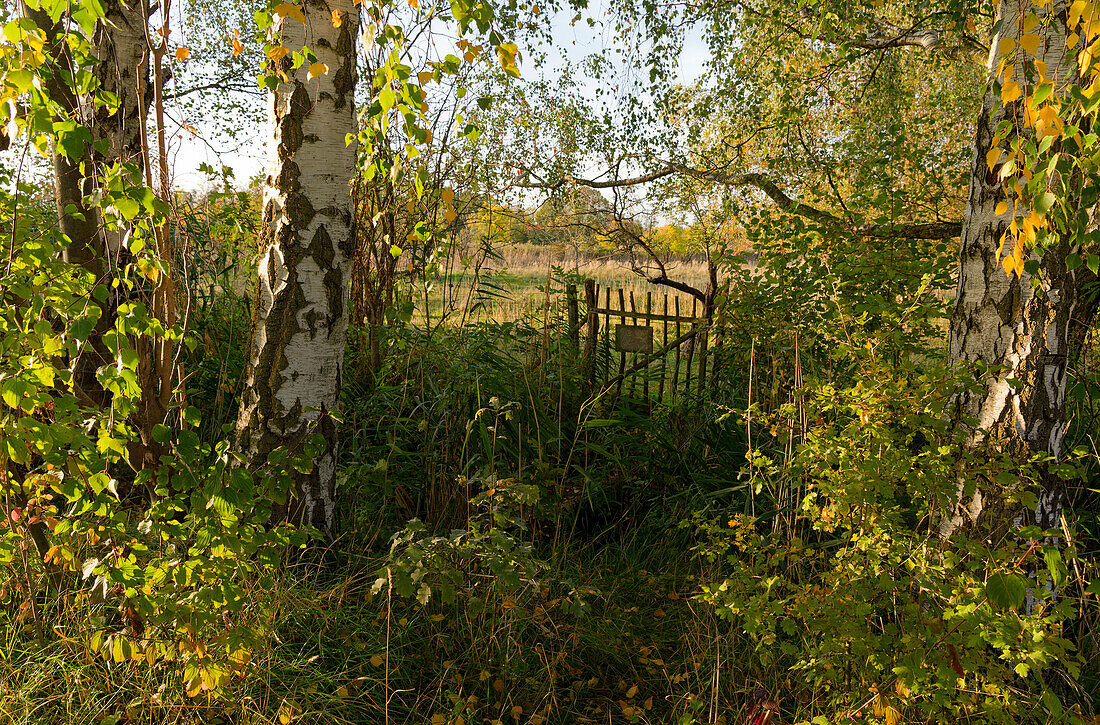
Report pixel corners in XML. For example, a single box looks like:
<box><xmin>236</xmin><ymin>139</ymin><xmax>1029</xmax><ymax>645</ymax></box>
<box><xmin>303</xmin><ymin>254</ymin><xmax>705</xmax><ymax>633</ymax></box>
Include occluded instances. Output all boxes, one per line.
<box><xmin>565</xmin><ymin>279</ymin><xmax>718</xmax><ymax>405</ymax></box>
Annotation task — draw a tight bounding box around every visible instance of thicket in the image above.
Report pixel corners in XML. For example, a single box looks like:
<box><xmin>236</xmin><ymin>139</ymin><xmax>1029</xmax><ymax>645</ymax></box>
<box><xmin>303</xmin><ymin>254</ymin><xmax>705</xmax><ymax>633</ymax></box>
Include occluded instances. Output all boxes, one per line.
<box><xmin>5</xmin><ymin>164</ymin><xmax>1098</xmax><ymax>724</ymax></box>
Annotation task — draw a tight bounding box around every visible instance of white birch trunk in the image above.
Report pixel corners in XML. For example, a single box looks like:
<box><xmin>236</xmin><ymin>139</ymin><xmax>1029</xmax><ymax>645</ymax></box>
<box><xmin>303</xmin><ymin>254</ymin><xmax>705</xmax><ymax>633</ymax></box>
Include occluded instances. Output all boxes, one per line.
<box><xmin>945</xmin><ymin>0</ymin><xmax>1098</xmax><ymax>537</ymax></box>
<box><xmin>92</xmin><ymin>0</ymin><xmax>148</xmax><ymax>178</ymax></box>
<box><xmin>236</xmin><ymin>0</ymin><xmax>359</xmax><ymax>535</ymax></box>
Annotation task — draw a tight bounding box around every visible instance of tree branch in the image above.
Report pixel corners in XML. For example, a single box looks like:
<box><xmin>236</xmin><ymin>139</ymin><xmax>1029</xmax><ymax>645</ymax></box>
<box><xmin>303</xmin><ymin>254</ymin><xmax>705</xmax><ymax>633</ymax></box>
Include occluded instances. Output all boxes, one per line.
<box><xmin>164</xmin><ymin>73</ymin><xmax>260</xmax><ymax>101</ymax></box>
<box><xmin>521</xmin><ymin>160</ymin><xmax>840</xmax><ymax>225</ymax></box>
<box><xmin>520</xmin><ymin>158</ymin><xmax>962</xmax><ymax>240</ymax></box>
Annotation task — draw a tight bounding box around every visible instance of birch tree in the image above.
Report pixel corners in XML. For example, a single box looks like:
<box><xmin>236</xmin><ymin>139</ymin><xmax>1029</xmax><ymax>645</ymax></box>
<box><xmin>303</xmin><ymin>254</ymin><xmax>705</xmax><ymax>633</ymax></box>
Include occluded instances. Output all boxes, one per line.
<box><xmin>944</xmin><ymin>0</ymin><xmax>1099</xmax><ymax>535</ymax></box>
<box><xmin>235</xmin><ymin>0</ymin><xmax>360</xmax><ymax>534</ymax></box>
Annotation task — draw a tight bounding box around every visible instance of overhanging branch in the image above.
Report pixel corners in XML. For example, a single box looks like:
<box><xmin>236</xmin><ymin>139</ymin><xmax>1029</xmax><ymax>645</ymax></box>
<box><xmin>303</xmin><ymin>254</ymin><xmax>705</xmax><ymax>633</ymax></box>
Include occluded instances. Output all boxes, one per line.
<box><xmin>520</xmin><ymin>158</ymin><xmax>961</xmax><ymax>240</ymax></box>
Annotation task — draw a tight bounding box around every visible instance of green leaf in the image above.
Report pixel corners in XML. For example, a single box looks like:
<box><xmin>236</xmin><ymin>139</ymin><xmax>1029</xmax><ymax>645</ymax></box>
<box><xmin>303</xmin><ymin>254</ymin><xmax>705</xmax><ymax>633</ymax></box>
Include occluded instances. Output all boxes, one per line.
<box><xmin>1043</xmin><ymin>548</ymin><xmax>1068</xmax><ymax>587</ymax></box>
<box><xmin>151</xmin><ymin>424</ymin><xmax>172</xmax><ymax>444</ymax></box>
<box><xmin>986</xmin><ymin>572</ymin><xmax>1026</xmax><ymax>610</ymax></box>
<box><xmin>1034</xmin><ymin>191</ymin><xmax>1056</xmax><ymax>215</ymax></box>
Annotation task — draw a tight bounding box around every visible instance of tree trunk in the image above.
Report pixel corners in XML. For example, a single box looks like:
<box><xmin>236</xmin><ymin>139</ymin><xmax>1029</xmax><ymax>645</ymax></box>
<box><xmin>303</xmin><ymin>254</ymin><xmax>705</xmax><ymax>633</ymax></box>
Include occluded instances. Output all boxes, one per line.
<box><xmin>236</xmin><ymin>0</ymin><xmax>359</xmax><ymax>535</ymax></box>
<box><xmin>945</xmin><ymin>0</ymin><xmax>1098</xmax><ymax>537</ymax></box>
<box><xmin>20</xmin><ymin>1</ymin><xmax>102</xmax><ymax>276</ymax></box>
<box><xmin>92</xmin><ymin>0</ymin><xmax>150</xmax><ymax>217</ymax></box>
<box><xmin>23</xmin><ymin>0</ymin><xmax>151</xmax><ymax>409</ymax></box>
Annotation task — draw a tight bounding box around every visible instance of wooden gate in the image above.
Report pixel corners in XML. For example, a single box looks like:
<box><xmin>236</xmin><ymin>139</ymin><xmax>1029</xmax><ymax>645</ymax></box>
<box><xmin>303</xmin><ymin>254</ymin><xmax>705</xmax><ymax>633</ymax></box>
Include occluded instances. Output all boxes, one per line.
<box><xmin>566</xmin><ymin>279</ymin><xmax>716</xmax><ymax>405</ymax></box>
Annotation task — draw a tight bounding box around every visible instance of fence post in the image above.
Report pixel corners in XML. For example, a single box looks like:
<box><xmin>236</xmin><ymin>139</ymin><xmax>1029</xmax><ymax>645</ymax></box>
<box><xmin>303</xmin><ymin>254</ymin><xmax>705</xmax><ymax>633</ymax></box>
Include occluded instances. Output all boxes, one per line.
<box><xmin>583</xmin><ymin>279</ymin><xmax>598</xmax><ymax>387</ymax></box>
<box><xmin>566</xmin><ymin>283</ymin><xmax>579</xmax><ymax>350</ymax></box>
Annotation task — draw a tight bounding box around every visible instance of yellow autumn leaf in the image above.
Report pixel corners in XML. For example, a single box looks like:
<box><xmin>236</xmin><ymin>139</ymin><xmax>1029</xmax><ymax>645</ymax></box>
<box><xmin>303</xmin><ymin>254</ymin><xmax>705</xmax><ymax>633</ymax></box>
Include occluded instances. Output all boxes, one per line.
<box><xmin>872</xmin><ymin>694</ymin><xmax>886</xmax><ymax>719</ymax></box>
<box><xmin>138</xmin><ymin>257</ymin><xmax>159</xmax><ymax>282</ymax></box>
<box><xmin>998</xmin><ymin>36</ymin><xmax>1016</xmax><ymax>58</ymax></box>
<box><xmin>985</xmin><ymin>146</ymin><xmax>1001</xmax><ymax>171</ymax></box>
<box><xmin>370</xmin><ymin>654</ymin><xmax>384</xmax><ymax>666</ymax></box>
<box><xmin>496</xmin><ymin>41</ymin><xmax>521</xmax><ymax>77</ymax></box>
<box><xmin>1068</xmin><ymin>33</ymin><xmax>1081</xmax><ymax>49</ymax></box>
<box><xmin>336</xmin><ymin>685</ymin><xmax>349</xmax><ymax>697</ymax></box>
<box><xmin>1070</xmin><ymin>0</ymin><xmax>1089</xmax><ymax>29</ymax></box>
<box><xmin>1019</xmin><ymin>33</ymin><xmax>1040</xmax><ymax>56</ymax></box>
<box><xmin>1080</xmin><ymin>48</ymin><xmax>1095</xmax><ymax>72</ymax></box>
<box><xmin>995</xmin><ymin>200</ymin><xmax>1008</xmax><ymax>216</ymax></box>
<box><xmin>626</xmin><ymin>684</ymin><xmax>638</xmax><ymax>698</ymax></box>
<box><xmin>268</xmin><ymin>44</ymin><xmax>290</xmax><ymax>62</ymax></box>
<box><xmin>409</xmin><ymin>0</ymin><xmax>419</xmax><ymax>7</ymax></box>
<box><xmin>279</xmin><ymin>699</ymin><xmax>301</xmax><ymax>721</ymax></box>
<box><xmin>332</xmin><ymin>8</ymin><xmax>342</xmax><ymax>27</ymax></box>
<box><xmin>175</xmin><ymin>46</ymin><xmax>190</xmax><ymax>61</ymax></box>
<box><xmin>442</xmin><ymin>188</ymin><xmax>454</xmax><ymax>204</ymax></box>
<box><xmin>444</xmin><ymin>207</ymin><xmax>457</xmax><ymax>223</ymax></box>
<box><xmin>1035</xmin><ymin>59</ymin><xmax>1048</xmax><ymax>79</ymax></box>
<box><xmin>418</xmin><ymin>70</ymin><xmax>434</xmax><ymax>84</ymax></box>
<box><xmin>1028</xmin><ymin>209</ymin><xmax>1046</xmax><ymax>230</ymax></box>
<box><xmin>1037</xmin><ymin>104</ymin><xmax>1063</xmax><ymax>138</ymax></box>
<box><xmin>273</xmin><ymin>2</ymin><xmax>306</xmax><ymax>24</ymax></box>
<box><xmin>200</xmin><ymin>664</ymin><xmax>221</xmax><ymax>691</ymax></box>
<box><xmin>1001</xmin><ymin>80</ymin><xmax>1022</xmax><ymax>103</ymax></box>
<box><xmin>308</xmin><ymin>62</ymin><xmax>329</xmax><ymax>80</ymax></box>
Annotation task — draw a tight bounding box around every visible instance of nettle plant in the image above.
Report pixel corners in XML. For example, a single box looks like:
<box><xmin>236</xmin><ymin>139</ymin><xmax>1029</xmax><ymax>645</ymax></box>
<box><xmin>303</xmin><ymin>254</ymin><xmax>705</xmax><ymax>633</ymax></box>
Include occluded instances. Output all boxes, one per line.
<box><xmin>1</xmin><ymin>1</ymin><xmax>309</xmax><ymax>699</ymax></box>
<box><xmin>693</xmin><ymin>346</ymin><xmax>1090</xmax><ymax>723</ymax></box>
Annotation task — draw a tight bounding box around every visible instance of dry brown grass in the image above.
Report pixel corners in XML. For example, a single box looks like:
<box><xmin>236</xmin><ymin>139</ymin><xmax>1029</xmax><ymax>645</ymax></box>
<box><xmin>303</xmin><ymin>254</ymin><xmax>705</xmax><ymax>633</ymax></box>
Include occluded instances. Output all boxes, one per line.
<box><xmin>415</xmin><ymin>242</ymin><xmax>713</xmax><ymax>326</ymax></box>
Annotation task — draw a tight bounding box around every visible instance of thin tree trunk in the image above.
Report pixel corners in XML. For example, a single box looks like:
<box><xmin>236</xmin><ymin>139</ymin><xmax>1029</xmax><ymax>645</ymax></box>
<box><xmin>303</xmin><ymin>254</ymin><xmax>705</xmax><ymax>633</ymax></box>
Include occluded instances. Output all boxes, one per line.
<box><xmin>944</xmin><ymin>0</ymin><xmax>1099</xmax><ymax>536</ymax></box>
<box><xmin>236</xmin><ymin>0</ymin><xmax>360</xmax><ymax>535</ymax></box>
<box><xmin>23</xmin><ymin>0</ymin><xmax>151</xmax><ymax>410</ymax></box>
<box><xmin>92</xmin><ymin>0</ymin><xmax>150</xmax><ymax>241</ymax></box>
<box><xmin>20</xmin><ymin>1</ymin><xmax>102</xmax><ymax>275</ymax></box>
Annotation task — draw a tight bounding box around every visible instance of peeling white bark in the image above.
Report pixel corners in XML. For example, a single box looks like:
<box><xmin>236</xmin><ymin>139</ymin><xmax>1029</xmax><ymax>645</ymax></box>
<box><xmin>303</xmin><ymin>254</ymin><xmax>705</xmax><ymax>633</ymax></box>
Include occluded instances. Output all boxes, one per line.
<box><xmin>944</xmin><ymin>0</ymin><xmax>1097</xmax><ymax>537</ymax></box>
<box><xmin>237</xmin><ymin>0</ymin><xmax>360</xmax><ymax>535</ymax></box>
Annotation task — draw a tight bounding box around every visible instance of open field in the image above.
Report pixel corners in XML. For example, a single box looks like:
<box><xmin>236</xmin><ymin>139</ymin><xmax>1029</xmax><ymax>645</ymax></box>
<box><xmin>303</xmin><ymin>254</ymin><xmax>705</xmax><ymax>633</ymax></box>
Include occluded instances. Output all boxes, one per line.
<box><xmin>412</xmin><ymin>242</ymin><xmax>714</xmax><ymax>327</ymax></box>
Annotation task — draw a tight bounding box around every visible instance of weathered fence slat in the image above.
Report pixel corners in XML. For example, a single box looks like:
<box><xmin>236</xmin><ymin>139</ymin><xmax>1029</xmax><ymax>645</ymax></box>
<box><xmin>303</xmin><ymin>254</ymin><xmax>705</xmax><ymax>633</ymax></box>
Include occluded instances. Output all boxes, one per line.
<box><xmin>573</xmin><ymin>279</ymin><xmax>713</xmax><ymax>405</ymax></box>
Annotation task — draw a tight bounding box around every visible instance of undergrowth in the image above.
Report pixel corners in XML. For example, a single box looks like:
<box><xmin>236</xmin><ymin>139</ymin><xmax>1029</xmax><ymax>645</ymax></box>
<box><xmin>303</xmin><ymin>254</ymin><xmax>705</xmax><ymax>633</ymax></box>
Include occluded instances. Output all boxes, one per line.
<box><xmin>4</xmin><ymin>254</ymin><xmax>1100</xmax><ymax>724</ymax></box>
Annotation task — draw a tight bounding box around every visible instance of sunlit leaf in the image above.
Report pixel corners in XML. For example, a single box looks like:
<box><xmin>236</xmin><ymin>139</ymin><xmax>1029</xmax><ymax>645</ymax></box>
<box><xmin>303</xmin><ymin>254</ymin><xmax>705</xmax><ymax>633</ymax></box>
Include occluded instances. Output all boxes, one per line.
<box><xmin>272</xmin><ymin>2</ymin><xmax>306</xmax><ymax>24</ymax></box>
